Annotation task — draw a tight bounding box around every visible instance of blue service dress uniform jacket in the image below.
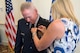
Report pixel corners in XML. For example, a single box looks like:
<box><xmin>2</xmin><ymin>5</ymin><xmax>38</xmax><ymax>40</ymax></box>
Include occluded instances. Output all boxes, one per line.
<box><xmin>14</xmin><ymin>17</ymin><xmax>51</xmax><ymax>53</ymax></box>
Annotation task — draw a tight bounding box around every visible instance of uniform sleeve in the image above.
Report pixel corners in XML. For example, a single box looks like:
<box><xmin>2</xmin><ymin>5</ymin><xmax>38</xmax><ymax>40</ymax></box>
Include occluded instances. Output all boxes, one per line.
<box><xmin>14</xmin><ymin>20</ymin><xmax>23</xmax><ymax>53</ymax></box>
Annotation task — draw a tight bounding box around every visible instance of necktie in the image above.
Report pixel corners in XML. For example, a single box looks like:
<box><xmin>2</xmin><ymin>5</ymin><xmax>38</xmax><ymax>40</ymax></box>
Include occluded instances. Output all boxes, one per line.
<box><xmin>31</xmin><ymin>24</ymin><xmax>34</xmax><ymax>28</ymax></box>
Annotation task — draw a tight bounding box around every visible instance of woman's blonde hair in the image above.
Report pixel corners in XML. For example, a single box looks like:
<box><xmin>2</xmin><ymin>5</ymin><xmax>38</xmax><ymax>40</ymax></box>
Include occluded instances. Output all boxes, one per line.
<box><xmin>52</xmin><ymin>0</ymin><xmax>79</xmax><ymax>26</ymax></box>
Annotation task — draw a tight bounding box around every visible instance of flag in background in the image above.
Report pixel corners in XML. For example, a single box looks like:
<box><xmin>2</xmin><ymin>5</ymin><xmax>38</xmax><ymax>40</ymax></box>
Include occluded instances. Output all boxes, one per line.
<box><xmin>49</xmin><ymin>0</ymin><xmax>55</xmax><ymax>21</ymax></box>
<box><xmin>5</xmin><ymin>0</ymin><xmax>16</xmax><ymax>51</ymax></box>
<box><xmin>26</xmin><ymin>0</ymin><xmax>32</xmax><ymax>2</ymax></box>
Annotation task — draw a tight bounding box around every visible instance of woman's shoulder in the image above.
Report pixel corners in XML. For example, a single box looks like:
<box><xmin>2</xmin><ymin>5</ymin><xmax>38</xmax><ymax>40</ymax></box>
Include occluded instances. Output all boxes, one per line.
<box><xmin>50</xmin><ymin>19</ymin><xmax>64</xmax><ymax>28</ymax></box>
<box><xmin>48</xmin><ymin>19</ymin><xmax>65</xmax><ymax>39</ymax></box>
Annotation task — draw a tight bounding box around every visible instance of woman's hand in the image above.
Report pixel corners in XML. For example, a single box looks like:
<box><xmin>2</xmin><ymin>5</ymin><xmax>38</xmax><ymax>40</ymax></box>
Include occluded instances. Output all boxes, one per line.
<box><xmin>38</xmin><ymin>25</ymin><xmax>46</xmax><ymax>34</ymax></box>
<box><xmin>31</xmin><ymin>27</ymin><xmax>37</xmax><ymax>34</ymax></box>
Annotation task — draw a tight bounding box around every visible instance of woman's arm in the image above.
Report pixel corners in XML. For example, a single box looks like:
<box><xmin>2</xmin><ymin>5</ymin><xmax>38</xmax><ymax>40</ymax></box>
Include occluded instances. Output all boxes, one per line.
<box><xmin>31</xmin><ymin>19</ymin><xmax>65</xmax><ymax>51</ymax></box>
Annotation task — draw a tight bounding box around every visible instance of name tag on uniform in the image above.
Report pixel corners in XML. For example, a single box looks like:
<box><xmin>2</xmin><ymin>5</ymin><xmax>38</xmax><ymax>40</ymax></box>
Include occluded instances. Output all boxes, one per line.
<box><xmin>21</xmin><ymin>32</ymin><xmax>25</xmax><ymax>36</ymax></box>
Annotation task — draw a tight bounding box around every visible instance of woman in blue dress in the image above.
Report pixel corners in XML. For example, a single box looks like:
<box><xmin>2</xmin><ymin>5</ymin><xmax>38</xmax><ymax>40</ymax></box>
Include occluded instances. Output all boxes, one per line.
<box><xmin>31</xmin><ymin>0</ymin><xmax>80</xmax><ymax>53</ymax></box>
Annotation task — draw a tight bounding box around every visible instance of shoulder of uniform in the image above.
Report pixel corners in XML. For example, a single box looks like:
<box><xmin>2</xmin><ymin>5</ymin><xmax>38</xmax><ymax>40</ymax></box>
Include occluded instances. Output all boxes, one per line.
<box><xmin>18</xmin><ymin>18</ymin><xmax>28</xmax><ymax>24</ymax></box>
<box><xmin>43</xmin><ymin>19</ymin><xmax>51</xmax><ymax>23</ymax></box>
<box><xmin>18</xmin><ymin>18</ymin><xmax>25</xmax><ymax>22</ymax></box>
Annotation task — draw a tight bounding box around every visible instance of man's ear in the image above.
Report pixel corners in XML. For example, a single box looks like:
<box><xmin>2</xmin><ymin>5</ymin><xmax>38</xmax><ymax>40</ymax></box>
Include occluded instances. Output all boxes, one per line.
<box><xmin>35</xmin><ymin>9</ymin><xmax>38</xmax><ymax>13</ymax></box>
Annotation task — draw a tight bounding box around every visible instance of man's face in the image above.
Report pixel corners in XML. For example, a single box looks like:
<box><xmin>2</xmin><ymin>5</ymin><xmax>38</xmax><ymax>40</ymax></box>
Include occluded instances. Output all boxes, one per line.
<box><xmin>22</xmin><ymin>9</ymin><xmax>38</xmax><ymax>24</ymax></box>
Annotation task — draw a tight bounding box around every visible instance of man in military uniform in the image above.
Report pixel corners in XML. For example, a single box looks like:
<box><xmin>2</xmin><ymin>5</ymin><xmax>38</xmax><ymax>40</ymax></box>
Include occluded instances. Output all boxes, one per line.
<box><xmin>14</xmin><ymin>2</ymin><xmax>51</xmax><ymax>53</ymax></box>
